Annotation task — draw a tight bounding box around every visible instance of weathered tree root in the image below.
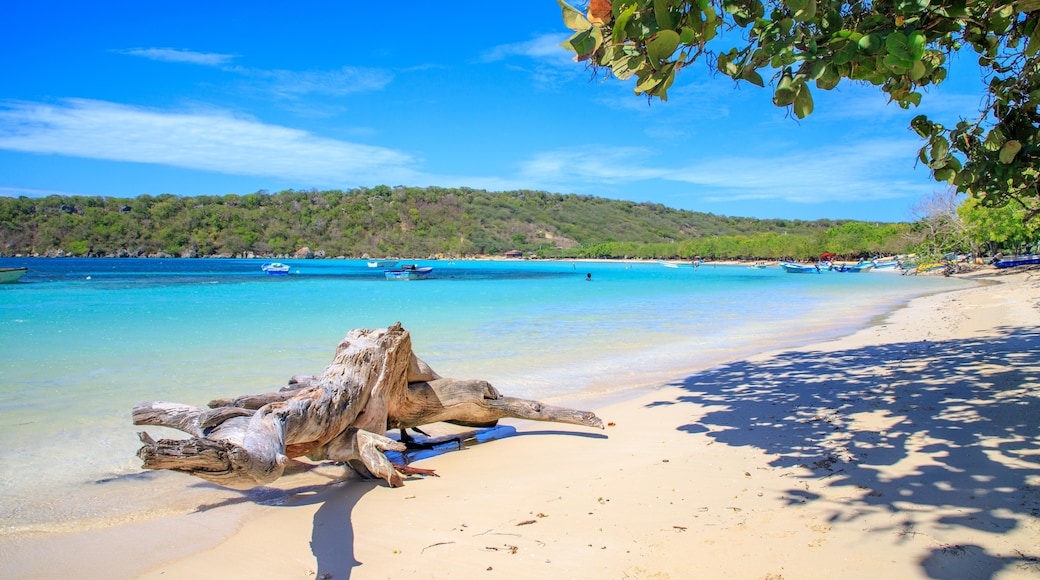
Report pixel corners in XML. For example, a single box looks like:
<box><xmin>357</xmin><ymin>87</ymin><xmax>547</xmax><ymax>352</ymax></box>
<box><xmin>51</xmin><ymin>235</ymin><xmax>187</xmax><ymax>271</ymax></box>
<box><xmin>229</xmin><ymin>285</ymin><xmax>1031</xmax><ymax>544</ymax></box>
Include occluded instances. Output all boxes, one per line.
<box><xmin>134</xmin><ymin>323</ymin><xmax>604</xmax><ymax>489</ymax></box>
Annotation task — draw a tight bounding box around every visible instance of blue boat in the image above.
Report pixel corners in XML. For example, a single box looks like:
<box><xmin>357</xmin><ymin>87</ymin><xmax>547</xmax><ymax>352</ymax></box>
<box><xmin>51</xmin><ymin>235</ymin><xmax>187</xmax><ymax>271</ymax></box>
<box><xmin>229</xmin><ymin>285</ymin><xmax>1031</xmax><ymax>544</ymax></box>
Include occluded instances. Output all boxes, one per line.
<box><xmin>261</xmin><ymin>262</ymin><xmax>291</xmax><ymax>275</ymax></box>
<box><xmin>779</xmin><ymin>261</ymin><xmax>823</xmax><ymax>273</ymax></box>
<box><xmin>994</xmin><ymin>255</ymin><xmax>1040</xmax><ymax>269</ymax></box>
<box><xmin>384</xmin><ymin>264</ymin><xmax>433</xmax><ymax>280</ymax></box>
<box><xmin>833</xmin><ymin>261</ymin><xmax>875</xmax><ymax>273</ymax></box>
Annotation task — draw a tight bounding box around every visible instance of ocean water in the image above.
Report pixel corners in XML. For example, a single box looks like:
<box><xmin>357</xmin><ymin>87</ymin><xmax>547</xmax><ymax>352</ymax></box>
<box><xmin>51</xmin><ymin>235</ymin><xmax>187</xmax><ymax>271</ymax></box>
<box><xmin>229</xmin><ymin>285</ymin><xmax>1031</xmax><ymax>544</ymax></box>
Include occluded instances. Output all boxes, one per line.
<box><xmin>0</xmin><ymin>257</ymin><xmax>970</xmax><ymax>534</ymax></box>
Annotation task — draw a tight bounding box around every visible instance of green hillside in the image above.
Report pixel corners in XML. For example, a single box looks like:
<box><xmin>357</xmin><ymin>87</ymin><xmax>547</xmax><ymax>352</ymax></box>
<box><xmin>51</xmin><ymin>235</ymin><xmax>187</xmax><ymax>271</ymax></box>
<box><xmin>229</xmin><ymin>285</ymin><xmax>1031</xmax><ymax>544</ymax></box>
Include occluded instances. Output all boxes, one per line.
<box><xmin>0</xmin><ymin>186</ymin><xmax>914</xmax><ymax>260</ymax></box>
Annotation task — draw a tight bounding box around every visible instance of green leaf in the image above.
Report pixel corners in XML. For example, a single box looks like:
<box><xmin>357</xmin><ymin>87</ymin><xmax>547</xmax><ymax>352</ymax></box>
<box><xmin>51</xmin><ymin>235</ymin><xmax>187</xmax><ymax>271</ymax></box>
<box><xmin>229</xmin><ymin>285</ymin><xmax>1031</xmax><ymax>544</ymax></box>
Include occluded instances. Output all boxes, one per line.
<box><xmin>910</xmin><ymin>60</ymin><xmax>927</xmax><ymax>80</ymax></box>
<box><xmin>1027</xmin><ymin>17</ymin><xmax>1040</xmax><ymax>57</ymax></box>
<box><xmin>793</xmin><ymin>84</ymin><xmax>814</xmax><ymax>118</ymax></box>
<box><xmin>562</xmin><ymin>27</ymin><xmax>603</xmax><ymax>59</ymax></box>
<box><xmin>907</xmin><ymin>31</ymin><xmax>926</xmax><ymax>61</ymax></box>
<box><xmin>654</xmin><ymin>0</ymin><xmax>676</xmax><ymax>30</ymax></box>
<box><xmin>983</xmin><ymin>128</ymin><xmax>1005</xmax><ymax>151</ymax></box>
<box><xmin>742</xmin><ymin>68</ymin><xmax>765</xmax><ymax>87</ymax></box>
<box><xmin>679</xmin><ymin>26</ymin><xmax>696</xmax><ymax>45</ymax></box>
<box><xmin>647</xmin><ymin>30</ymin><xmax>681</xmax><ymax>65</ymax></box>
<box><xmin>886</xmin><ymin>32</ymin><xmax>910</xmax><ymax>58</ymax></box>
<box><xmin>929</xmin><ymin>137</ymin><xmax>949</xmax><ymax>166</ymax></box>
<box><xmin>816</xmin><ymin>64</ymin><xmax>840</xmax><ymax>90</ymax></box>
<box><xmin>999</xmin><ymin>140</ymin><xmax>1022</xmax><ymax>164</ymax></box>
<box><xmin>613</xmin><ymin>4</ymin><xmax>639</xmax><ymax>44</ymax></box>
<box><xmin>794</xmin><ymin>0</ymin><xmax>816</xmax><ymax>22</ymax></box>
<box><xmin>910</xmin><ymin>116</ymin><xmax>934</xmax><ymax>138</ymax></box>
<box><xmin>558</xmin><ymin>0</ymin><xmax>592</xmax><ymax>32</ymax></box>
<box><xmin>610</xmin><ymin>52</ymin><xmax>646</xmax><ymax>80</ymax></box>
<box><xmin>858</xmin><ymin>34</ymin><xmax>882</xmax><ymax>53</ymax></box>
<box><xmin>773</xmin><ymin>69</ymin><xmax>797</xmax><ymax>106</ymax></box>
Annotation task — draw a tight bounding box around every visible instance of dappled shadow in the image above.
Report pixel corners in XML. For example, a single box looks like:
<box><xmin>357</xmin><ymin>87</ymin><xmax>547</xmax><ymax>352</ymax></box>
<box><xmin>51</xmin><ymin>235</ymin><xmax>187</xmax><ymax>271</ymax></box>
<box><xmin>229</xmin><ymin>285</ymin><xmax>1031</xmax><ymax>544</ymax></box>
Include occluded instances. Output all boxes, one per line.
<box><xmin>657</xmin><ymin>325</ymin><xmax>1040</xmax><ymax>579</ymax></box>
<box><xmin>172</xmin><ymin>423</ymin><xmax>598</xmax><ymax>578</ymax></box>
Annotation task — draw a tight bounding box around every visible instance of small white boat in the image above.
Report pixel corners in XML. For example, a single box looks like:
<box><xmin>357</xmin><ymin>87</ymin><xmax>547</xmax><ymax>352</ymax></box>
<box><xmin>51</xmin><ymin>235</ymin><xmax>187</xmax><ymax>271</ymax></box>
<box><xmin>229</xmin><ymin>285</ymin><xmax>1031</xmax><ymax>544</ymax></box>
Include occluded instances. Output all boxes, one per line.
<box><xmin>384</xmin><ymin>264</ymin><xmax>433</xmax><ymax>280</ymax></box>
<box><xmin>368</xmin><ymin>260</ymin><xmax>399</xmax><ymax>268</ymax></box>
<box><xmin>261</xmin><ymin>262</ymin><xmax>291</xmax><ymax>275</ymax></box>
<box><xmin>779</xmin><ymin>261</ymin><xmax>823</xmax><ymax>274</ymax></box>
<box><xmin>0</xmin><ymin>267</ymin><xmax>28</xmax><ymax>283</ymax></box>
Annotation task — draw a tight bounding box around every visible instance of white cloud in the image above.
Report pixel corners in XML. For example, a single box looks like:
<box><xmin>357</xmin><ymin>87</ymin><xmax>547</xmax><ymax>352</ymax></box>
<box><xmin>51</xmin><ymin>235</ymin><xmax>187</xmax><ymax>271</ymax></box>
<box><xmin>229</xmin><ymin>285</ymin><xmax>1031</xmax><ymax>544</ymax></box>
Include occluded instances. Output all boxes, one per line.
<box><xmin>480</xmin><ymin>33</ymin><xmax>573</xmax><ymax>65</ymax></box>
<box><xmin>0</xmin><ymin>186</ymin><xmax>85</xmax><ymax>198</ymax></box>
<box><xmin>119</xmin><ymin>47</ymin><xmax>393</xmax><ymax>97</ymax></box>
<box><xmin>516</xmin><ymin>137</ymin><xmax>930</xmax><ymax>205</ymax></box>
<box><xmin>235</xmin><ymin>66</ymin><xmax>395</xmax><ymax>97</ymax></box>
<box><xmin>118</xmin><ymin>48</ymin><xmax>236</xmax><ymax>66</ymax></box>
<box><xmin>0</xmin><ymin>99</ymin><xmax>420</xmax><ymax>185</ymax></box>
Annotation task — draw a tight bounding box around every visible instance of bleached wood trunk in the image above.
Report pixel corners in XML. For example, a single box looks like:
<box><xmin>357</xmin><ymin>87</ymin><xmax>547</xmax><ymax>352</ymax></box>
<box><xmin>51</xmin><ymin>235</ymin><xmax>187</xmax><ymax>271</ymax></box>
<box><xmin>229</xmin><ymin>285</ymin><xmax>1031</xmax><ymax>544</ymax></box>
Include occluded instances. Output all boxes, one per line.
<box><xmin>134</xmin><ymin>323</ymin><xmax>603</xmax><ymax>489</ymax></box>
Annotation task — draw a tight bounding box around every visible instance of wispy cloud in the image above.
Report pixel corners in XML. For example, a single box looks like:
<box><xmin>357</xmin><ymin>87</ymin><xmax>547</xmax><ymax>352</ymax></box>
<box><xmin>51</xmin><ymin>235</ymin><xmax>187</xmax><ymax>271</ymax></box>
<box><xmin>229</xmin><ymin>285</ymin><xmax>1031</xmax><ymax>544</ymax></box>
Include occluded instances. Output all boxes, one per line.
<box><xmin>0</xmin><ymin>185</ymin><xmax>86</xmax><ymax>198</ymax></box>
<box><xmin>0</xmin><ymin>99</ymin><xmax>421</xmax><ymax>186</ymax></box>
<box><xmin>480</xmin><ymin>33</ymin><xmax>587</xmax><ymax>88</ymax></box>
<box><xmin>480</xmin><ymin>33</ymin><xmax>573</xmax><ymax>65</ymax></box>
<box><xmin>233</xmin><ymin>66</ymin><xmax>394</xmax><ymax>97</ymax></box>
<box><xmin>517</xmin><ymin>137</ymin><xmax>930</xmax><ymax>205</ymax></box>
<box><xmin>117</xmin><ymin>48</ymin><xmax>236</xmax><ymax>66</ymax></box>
<box><xmin>119</xmin><ymin>47</ymin><xmax>393</xmax><ymax>98</ymax></box>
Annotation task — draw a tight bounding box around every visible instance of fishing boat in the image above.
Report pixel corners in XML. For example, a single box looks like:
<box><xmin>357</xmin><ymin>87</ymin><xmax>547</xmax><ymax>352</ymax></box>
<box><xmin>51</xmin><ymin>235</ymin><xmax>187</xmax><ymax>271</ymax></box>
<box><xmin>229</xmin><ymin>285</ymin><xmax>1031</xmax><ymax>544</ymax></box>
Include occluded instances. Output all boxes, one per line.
<box><xmin>384</xmin><ymin>264</ymin><xmax>433</xmax><ymax>280</ymax></box>
<box><xmin>367</xmin><ymin>259</ymin><xmax>399</xmax><ymax>268</ymax></box>
<box><xmin>260</xmin><ymin>262</ymin><xmax>291</xmax><ymax>275</ymax></box>
<box><xmin>779</xmin><ymin>261</ymin><xmax>823</xmax><ymax>274</ymax></box>
<box><xmin>872</xmin><ymin>256</ymin><xmax>899</xmax><ymax>269</ymax></box>
<box><xmin>994</xmin><ymin>255</ymin><xmax>1040</xmax><ymax>269</ymax></box>
<box><xmin>657</xmin><ymin>260</ymin><xmax>681</xmax><ymax>268</ymax></box>
<box><xmin>0</xmin><ymin>267</ymin><xmax>28</xmax><ymax>283</ymax></box>
<box><xmin>833</xmin><ymin>261</ymin><xmax>875</xmax><ymax>273</ymax></box>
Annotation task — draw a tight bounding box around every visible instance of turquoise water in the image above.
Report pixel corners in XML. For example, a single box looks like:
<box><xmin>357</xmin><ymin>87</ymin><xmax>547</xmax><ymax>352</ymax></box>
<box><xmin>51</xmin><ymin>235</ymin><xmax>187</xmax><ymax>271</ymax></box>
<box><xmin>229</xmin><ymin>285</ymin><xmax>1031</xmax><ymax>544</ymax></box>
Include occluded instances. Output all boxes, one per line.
<box><xmin>0</xmin><ymin>257</ymin><xmax>969</xmax><ymax>533</ymax></box>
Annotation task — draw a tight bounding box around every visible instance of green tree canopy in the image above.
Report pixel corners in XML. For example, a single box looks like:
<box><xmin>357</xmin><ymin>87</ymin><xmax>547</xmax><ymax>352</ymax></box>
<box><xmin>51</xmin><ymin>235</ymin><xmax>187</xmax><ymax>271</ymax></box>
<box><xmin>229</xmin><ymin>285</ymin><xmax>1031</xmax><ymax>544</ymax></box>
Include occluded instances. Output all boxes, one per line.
<box><xmin>559</xmin><ymin>0</ymin><xmax>1040</xmax><ymax>220</ymax></box>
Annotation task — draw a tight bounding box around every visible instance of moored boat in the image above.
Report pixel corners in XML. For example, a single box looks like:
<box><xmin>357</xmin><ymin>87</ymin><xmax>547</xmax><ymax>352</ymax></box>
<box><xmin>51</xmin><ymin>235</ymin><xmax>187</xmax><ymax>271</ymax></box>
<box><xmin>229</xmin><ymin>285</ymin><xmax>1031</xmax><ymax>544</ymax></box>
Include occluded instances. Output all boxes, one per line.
<box><xmin>384</xmin><ymin>264</ymin><xmax>433</xmax><ymax>280</ymax></box>
<box><xmin>994</xmin><ymin>255</ymin><xmax>1040</xmax><ymax>269</ymax></box>
<box><xmin>833</xmin><ymin>261</ymin><xmax>875</xmax><ymax>273</ymax></box>
<box><xmin>779</xmin><ymin>261</ymin><xmax>823</xmax><ymax>273</ymax></box>
<box><xmin>0</xmin><ymin>267</ymin><xmax>28</xmax><ymax>283</ymax></box>
<box><xmin>261</xmin><ymin>262</ymin><xmax>291</xmax><ymax>275</ymax></box>
<box><xmin>368</xmin><ymin>259</ymin><xmax>399</xmax><ymax>268</ymax></box>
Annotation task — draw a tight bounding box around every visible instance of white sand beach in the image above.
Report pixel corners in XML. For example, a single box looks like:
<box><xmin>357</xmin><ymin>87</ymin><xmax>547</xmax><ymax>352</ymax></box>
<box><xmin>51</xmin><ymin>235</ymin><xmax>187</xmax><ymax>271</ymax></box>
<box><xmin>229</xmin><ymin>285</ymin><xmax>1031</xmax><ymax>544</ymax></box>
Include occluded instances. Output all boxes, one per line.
<box><xmin>3</xmin><ymin>267</ymin><xmax>1039</xmax><ymax>579</ymax></box>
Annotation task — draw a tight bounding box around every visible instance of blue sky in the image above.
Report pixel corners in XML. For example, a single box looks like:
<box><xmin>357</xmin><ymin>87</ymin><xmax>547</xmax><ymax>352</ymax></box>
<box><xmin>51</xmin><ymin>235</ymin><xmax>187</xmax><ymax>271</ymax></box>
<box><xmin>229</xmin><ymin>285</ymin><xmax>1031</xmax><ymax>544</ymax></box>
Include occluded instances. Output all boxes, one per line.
<box><xmin>1</xmin><ymin>2</ymin><xmax>986</xmax><ymax>222</ymax></box>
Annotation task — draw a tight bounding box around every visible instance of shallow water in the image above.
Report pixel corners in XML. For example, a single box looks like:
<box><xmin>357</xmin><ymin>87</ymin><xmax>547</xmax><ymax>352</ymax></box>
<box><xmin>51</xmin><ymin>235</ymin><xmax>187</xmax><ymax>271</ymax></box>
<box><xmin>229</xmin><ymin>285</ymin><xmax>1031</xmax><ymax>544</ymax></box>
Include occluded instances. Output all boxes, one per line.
<box><xmin>0</xmin><ymin>257</ymin><xmax>970</xmax><ymax>533</ymax></box>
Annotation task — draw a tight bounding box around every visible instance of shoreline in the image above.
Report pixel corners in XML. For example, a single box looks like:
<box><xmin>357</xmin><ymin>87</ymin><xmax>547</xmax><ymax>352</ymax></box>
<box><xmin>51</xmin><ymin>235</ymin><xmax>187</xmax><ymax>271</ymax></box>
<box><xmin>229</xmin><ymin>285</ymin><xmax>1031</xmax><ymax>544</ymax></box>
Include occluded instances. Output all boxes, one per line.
<box><xmin>3</xmin><ymin>267</ymin><xmax>1039</xmax><ymax>578</ymax></box>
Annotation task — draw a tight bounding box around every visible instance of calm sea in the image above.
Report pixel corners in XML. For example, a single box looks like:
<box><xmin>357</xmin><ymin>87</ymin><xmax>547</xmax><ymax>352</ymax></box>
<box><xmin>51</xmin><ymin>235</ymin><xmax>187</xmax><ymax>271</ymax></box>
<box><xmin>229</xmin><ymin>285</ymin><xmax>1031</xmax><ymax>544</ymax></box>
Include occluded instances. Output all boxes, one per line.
<box><xmin>0</xmin><ymin>257</ymin><xmax>969</xmax><ymax>534</ymax></box>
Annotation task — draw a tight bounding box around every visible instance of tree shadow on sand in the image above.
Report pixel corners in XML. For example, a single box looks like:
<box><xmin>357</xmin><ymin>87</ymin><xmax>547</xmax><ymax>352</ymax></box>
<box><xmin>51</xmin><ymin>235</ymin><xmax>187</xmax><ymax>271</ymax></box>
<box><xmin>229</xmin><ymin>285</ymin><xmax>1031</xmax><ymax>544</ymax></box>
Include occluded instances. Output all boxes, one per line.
<box><xmin>654</xmin><ymin>325</ymin><xmax>1040</xmax><ymax>579</ymax></box>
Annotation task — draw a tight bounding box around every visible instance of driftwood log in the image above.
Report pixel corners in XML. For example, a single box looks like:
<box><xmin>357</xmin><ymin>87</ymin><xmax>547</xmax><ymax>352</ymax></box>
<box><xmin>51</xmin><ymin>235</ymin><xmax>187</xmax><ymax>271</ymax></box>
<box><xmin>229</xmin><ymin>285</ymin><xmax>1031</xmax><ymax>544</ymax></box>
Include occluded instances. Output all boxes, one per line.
<box><xmin>133</xmin><ymin>323</ymin><xmax>604</xmax><ymax>489</ymax></box>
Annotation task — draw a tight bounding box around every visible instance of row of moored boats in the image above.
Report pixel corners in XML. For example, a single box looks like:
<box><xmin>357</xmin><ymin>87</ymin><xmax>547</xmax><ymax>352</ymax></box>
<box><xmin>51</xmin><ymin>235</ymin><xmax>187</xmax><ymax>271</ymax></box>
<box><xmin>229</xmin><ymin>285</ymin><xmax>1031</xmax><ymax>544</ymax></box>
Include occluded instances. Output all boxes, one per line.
<box><xmin>260</xmin><ymin>259</ymin><xmax>434</xmax><ymax>280</ymax></box>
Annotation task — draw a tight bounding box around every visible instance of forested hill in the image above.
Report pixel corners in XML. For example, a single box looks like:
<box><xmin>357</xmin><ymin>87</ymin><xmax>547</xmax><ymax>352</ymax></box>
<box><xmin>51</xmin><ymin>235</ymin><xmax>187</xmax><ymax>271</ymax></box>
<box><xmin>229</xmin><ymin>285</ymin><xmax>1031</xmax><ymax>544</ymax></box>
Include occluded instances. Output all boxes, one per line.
<box><xmin>0</xmin><ymin>186</ymin><xmax>904</xmax><ymax>260</ymax></box>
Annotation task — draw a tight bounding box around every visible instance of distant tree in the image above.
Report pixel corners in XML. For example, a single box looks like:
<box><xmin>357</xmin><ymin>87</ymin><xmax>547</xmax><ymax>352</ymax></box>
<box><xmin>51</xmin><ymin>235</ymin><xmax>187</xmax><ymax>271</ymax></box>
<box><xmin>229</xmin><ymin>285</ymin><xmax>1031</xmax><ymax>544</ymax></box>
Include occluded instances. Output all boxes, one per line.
<box><xmin>907</xmin><ymin>188</ymin><xmax>971</xmax><ymax>257</ymax></box>
<box><xmin>559</xmin><ymin>0</ymin><xmax>1040</xmax><ymax>220</ymax></box>
<box><xmin>958</xmin><ymin>192</ymin><xmax>1040</xmax><ymax>254</ymax></box>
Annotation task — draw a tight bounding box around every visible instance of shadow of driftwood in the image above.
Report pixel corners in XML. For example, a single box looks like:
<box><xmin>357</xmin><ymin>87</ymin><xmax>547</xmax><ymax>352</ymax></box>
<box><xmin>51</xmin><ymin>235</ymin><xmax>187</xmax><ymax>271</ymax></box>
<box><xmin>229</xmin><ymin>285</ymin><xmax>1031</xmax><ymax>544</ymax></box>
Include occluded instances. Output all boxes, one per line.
<box><xmin>181</xmin><ymin>423</ymin><xmax>599</xmax><ymax>578</ymax></box>
<box><xmin>654</xmin><ymin>325</ymin><xmax>1040</xmax><ymax>579</ymax></box>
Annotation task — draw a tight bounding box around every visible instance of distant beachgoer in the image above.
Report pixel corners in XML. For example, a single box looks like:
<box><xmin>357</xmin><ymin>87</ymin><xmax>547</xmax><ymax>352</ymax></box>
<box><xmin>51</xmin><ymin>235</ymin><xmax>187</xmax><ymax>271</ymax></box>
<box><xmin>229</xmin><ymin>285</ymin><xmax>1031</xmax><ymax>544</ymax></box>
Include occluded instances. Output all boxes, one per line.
<box><xmin>586</xmin><ymin>273</ymin><xmax>592</xmax><ymax>281</ymax></box>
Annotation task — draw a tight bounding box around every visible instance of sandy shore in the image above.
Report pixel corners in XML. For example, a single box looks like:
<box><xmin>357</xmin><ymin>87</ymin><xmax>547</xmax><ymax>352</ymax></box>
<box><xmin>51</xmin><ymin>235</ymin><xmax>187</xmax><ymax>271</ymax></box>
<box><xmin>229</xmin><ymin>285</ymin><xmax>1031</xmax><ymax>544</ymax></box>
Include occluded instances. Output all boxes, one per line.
<box><xmin>3</xmin><ymin>267</ymin><xmax>1039</xmax><ymax>579</ymax></box>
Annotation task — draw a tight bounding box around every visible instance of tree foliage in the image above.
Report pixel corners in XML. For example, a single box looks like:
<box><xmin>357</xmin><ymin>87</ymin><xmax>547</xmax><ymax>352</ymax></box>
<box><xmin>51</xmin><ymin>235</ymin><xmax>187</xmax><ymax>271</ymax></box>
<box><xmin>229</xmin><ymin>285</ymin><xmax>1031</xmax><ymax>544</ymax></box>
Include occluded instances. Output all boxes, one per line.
<box><xmin>0</xmin><ymin>187</ymin><xmax>911</xmax><ymax>260</ymax></box>
<box><xmin>559</xmin><ymin>0</ymin><xmax>1040</xmax><ymax>220</ymax></box>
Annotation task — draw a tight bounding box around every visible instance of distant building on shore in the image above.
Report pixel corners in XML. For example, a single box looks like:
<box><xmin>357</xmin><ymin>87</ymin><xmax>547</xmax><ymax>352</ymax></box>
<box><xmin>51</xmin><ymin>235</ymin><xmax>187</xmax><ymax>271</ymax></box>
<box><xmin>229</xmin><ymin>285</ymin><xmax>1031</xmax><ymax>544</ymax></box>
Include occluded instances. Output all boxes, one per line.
<box><xmin>504</xmin><ymin>250</ymin><xmax>522</xmax><ymax>259</ymax></box>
